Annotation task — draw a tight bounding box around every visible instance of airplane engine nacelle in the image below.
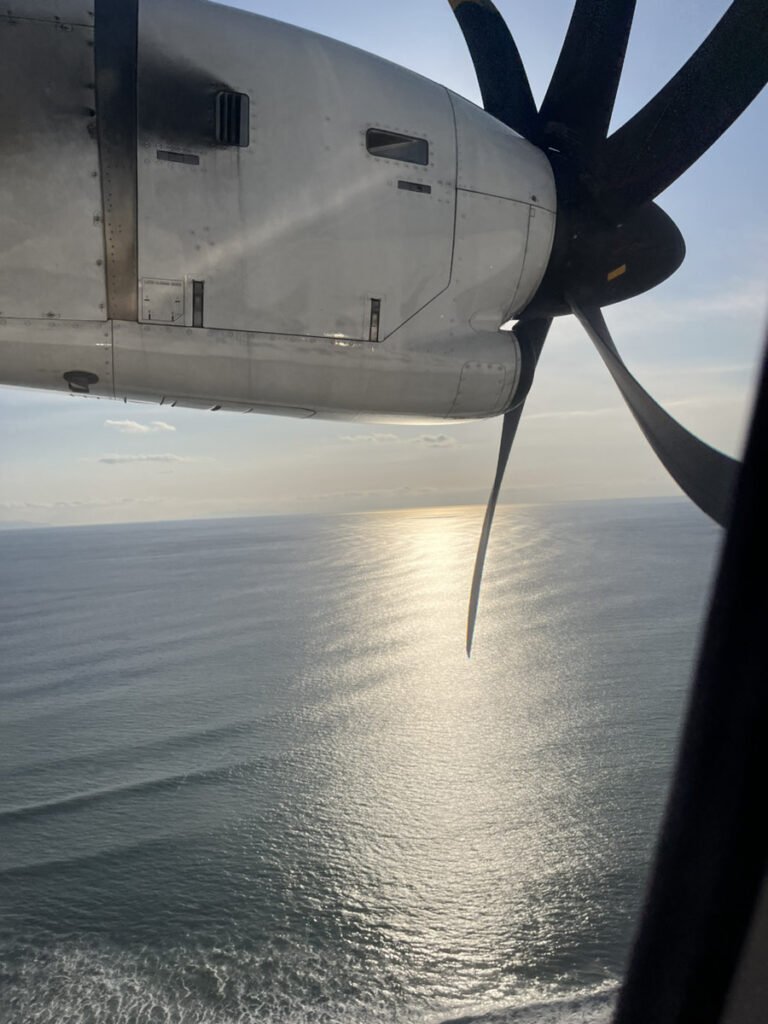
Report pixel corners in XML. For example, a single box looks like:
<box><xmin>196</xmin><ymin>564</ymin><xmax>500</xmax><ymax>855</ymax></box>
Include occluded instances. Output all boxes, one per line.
<box><xmin>0</xmin><ymin>0</ymin><xmax>556</xmax><ymax>421</ymax></box>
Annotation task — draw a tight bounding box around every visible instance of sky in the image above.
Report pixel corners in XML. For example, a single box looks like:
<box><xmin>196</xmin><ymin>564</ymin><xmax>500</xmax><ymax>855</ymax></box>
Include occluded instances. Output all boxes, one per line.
<box><xmin>1</xmin><ymin>0</ymin><xmax>766</xmax><ymax>528</ymax></box>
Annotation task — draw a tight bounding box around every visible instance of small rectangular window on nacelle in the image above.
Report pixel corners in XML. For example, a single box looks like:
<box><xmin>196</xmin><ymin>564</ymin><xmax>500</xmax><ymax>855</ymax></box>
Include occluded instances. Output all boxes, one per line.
<box><xmin>366</xmin><ymin>129</ymin><xmax>428</xmax><ymax>165</ymax></box>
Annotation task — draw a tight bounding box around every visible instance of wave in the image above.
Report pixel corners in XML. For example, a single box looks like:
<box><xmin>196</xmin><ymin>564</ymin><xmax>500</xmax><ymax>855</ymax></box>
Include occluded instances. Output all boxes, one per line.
<box><xmin>0</xmin><ymin>712</ymin><xmax>269</xmax><ymax>782</ymax></box>
<box><xmin>0</xmin><ymin>939</ymin><xmax>617</xmax><ymax>1024</ymax></box>
<box><xmin>438</xmin><ymin>986</ymin><xmax>617</xmax><ymax>1023</ymax></box>
<box><xmin>0</xmin><ymin>748</ymin><xmax>284</xmax><ymax>827</ymax></box>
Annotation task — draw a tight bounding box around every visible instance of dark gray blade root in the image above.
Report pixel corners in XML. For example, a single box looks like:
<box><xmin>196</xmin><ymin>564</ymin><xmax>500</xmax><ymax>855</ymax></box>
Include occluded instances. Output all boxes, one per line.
<box><xmin>600</xmin><ymin>0</ymin><xmax>768</xmax><ymax>213</ymax></box>
<box><xmin>448</xmin><ymin>0</ymin><xmax>539</xmax><ymax>141</ymax></box>
<box><xmin>569</xmin><ymin>301</ymin><xmax>741</xmax><ymax>527</ymax></box>
<box><xmin>538</xmin><ymin>0</ymin><xmax>636</xmax><ymax>156</ymax></box>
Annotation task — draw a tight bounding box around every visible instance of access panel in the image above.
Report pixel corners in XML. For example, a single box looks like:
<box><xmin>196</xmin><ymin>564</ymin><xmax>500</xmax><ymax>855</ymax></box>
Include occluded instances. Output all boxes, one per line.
<box><xmin>136</xmin><ymin>0</ymin><xmax>456</xmax><ymax>341</ymax></box>
<box><xmin>0</xmin><ymin>13</ymin><xmax>106</xmax><ymax>320</ymax></box>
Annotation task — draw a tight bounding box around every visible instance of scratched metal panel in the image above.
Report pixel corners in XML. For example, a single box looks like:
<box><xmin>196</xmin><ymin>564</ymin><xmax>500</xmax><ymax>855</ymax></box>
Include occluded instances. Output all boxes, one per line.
<box><xmin>140</xmin><ymin>278</ymin><xmax>185</xmax><ymax>323</ymax></box>
<box><xmin>509</xmin><ymin>206</ymin><xmax>556</xmax><ymax>316</ymax></box>
<box><xmin>451</xmin><ymin>189</ymin><xmax>531</xmax><ymax>330</ymax></box>
<box><xmin>94</xmin><ymin>0</ymin><xmax>139</xmax><ymax>322</ymax></box>
<box><xmin>449</xmin><ymin>361</ymin><xmax>510</xmax><ymax>417</ymax></box>
<box><xmin>450</xmin><ymin>91</ymin><xmax>557</xmax><ymax>211</ymax></box>
<box><xmin>2</xmin><ymin>2</ymin><xmax>94</xmax><ymax>24</ymax></box>
<box><xmin>0</xmin><ymin>17</ymin><xmax>107</xmax><ymax>320</ymax></box>
<box><xmin>0</xmin><ymin>318</ymin><xmax>112</xmax><ymax>395</ymax></box>
<box><xmin>110</xmin><ymin>319</ymin><xmax>521</xmax><ymax>422</ymax></box>
<box><xmin>136</xmin><ymin>0</ymin><xmax>455</xmax><ymax>340</ymax></box>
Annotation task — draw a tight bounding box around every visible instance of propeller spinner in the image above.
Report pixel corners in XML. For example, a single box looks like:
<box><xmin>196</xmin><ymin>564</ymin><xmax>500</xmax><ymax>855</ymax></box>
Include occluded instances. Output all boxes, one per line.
<box><xmin>451</xmin><ymin>0</ymin><xmax>767</xmax><ymax>654</ymax></box>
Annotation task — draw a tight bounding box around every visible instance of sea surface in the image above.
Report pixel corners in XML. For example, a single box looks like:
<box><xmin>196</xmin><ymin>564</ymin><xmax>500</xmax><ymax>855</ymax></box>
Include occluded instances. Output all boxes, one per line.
<box><xmin>0</xmin><ymin>500</ymin><xmax>722</xmax><ymax>1024</ymax></box>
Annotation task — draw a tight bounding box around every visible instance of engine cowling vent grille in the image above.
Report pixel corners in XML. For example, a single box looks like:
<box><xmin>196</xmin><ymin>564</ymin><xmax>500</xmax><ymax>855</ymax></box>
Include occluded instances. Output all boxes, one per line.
<box><xmin>215</xmin><ymin>91</ymin><xmax>250</xmax><ymax>147</ymax></box>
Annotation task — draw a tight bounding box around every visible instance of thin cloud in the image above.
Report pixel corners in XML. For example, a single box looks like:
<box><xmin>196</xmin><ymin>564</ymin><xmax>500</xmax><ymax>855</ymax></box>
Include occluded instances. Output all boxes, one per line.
<box><xmin>527</xmin><ymin>405</ymin><xmax>624</xmax><ymax>421</ymax></box>
<box><xmin>338</xmin><ymin>432</ymin><xmax>458</xmax><ymax>447</ymax></box>
<box><xmin>338</xmin><ymin>433</ymin><xmax>399</xmax><ymax>444</ymax></box>
<box><xmin>104</xmin><ymin>419</ymin><xmax>176</xmax><ymax>434</ymax></box>
<box><xmin>409</xmin><ymin>433</ymin><xmax>457</xmax><ymax>447</ymax></box>
<box><xmin>314</xmin><ymin>485</ymin><xmax>438</xmax><ymax>502</ymax></box>
<box><xmin>608</xmin><ymin>279</ymin><xmax>767</xmax><ymax>335</ymax></box>
<box><xmin>97</xmin><ymin>453</ymin><xmax>196</xmax><ymax>465</ymax></box>
<box><xmin>548</xmin><ymin>277</ymin><xmax>767</xmax><ymax>349</ymax></box>
<box><xmin>693</xmin><ymin>363</ymin><xmax>756</xmax><ymax>376</ymax></box>
<box><xmin>1</xmin><ymin>497</ymin><xmax>158</xmax><ymax>511</ymax></box>
<box><xmin>663</xmin><ymin>395</ymin><xmax>741</xmax><ymax>411</ymax></box>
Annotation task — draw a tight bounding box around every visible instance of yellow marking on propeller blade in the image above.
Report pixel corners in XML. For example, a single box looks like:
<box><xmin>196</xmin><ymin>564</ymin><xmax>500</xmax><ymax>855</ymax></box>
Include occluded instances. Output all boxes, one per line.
<box><xmin>607</xmin><ymin>264</ymin><xmax>627</xmax><ymax>282</ymax></box>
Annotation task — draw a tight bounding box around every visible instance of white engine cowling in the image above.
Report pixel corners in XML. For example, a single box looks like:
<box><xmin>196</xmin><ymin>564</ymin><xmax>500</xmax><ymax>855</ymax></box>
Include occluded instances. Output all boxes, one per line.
<box><xmin>0</xmin><ymin>0</ymin><xmax>556</xmax><ymax>421</ymax></box>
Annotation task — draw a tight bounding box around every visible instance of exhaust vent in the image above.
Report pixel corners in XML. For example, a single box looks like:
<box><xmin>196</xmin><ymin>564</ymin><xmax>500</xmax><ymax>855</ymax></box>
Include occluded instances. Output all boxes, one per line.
<box><xmin>216</xmin><ymin>91</ymin><xmax>250</xmax><ymax>147</ymax></box>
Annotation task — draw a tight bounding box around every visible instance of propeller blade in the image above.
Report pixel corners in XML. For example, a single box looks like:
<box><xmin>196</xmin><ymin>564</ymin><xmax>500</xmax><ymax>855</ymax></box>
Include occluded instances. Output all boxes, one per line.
<box><xmin>538</xmin><ymin>0</ymin><xmax>636</xmax><ymax>156</ymax></box>
<box><xmin>466</xmin><ymin>404</ymin><xmax>524</xmax><ymax>656</ymax></box>
<box><xmin>600</xmin><ymin>0</ymin><xmax>768</xmax><ymax>212</ymax></box>
<box><xmin>569</xmin><ymin>301</ymin><xmax>740</xmax><ymax>527</ymax></box>
<box><xmin>448</xmin><ymin>0</ymin><xmax>539</xmax><ymax>141</ymax></box>
<box><xmin>466</xmin><ymin>318</ymin><xmax>551</xmax><ymax>655</ymax></box>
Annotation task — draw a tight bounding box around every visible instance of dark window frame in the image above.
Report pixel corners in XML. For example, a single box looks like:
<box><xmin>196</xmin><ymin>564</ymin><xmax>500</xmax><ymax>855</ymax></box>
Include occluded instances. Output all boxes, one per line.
<box><xmin>365</xmin><ymin>128</ymin><xmax>429</xmax><ymax>166</ymax></box>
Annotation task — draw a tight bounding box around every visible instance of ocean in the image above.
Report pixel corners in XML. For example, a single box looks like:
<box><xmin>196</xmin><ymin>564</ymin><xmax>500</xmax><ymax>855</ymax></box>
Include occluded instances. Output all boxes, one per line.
<box><xmin>0</xmin><ymin>500</ymin><xmax>721</xmax><ymax>1024</ymax></box>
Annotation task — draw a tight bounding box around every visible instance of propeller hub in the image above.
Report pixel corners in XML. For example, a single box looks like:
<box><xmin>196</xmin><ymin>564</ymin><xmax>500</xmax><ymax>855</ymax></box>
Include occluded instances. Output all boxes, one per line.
<box><xmin>521</xmin><ymin>169</ymin><xmax>686</xmax><ymax>320</ymax></box>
